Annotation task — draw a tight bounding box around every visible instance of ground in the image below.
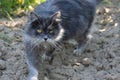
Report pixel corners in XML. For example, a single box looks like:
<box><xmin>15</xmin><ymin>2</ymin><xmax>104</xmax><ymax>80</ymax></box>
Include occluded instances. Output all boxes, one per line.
<box><xmin>0</xmin><ymin>1</ymin><xmax>120</xmax><ymax>80</ymax></box>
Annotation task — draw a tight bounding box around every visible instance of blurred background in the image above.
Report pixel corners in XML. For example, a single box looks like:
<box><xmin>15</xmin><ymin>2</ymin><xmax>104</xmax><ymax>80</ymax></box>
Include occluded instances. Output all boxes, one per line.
<box><xmin>0</xmin><ymin>0</ymin><xmax>46</xmax><ymax>19</ymax></box>
<box><xmin>0</xmin><ymin>0</ymin><xmax>119</xmax><ymax>19</ymax></box>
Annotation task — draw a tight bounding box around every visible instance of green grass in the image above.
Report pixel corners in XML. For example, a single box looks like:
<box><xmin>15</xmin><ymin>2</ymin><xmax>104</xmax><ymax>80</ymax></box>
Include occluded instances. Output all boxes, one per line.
<box><xmin>0</xmin><ymin>0</ymin><xmax>46</xmax><ymax>18</ymax></box>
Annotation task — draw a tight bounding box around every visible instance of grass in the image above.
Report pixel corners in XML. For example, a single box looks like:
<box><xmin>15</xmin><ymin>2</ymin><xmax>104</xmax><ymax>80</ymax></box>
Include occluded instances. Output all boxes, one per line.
<box><xmin>0</xmin><ymin>0</ymin><xmax>46</xmax><ymax>19</ymax></box>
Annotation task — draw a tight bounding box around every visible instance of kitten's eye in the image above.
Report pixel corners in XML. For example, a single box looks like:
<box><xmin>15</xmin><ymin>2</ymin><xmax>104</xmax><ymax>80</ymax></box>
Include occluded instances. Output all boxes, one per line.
<box><xmin>49</xmin><ymin>30</ymin><xmax>54</xmax><ymax>34</ymax></box>
<box><xmin>37</xmin><ymin>29</ymin><xmax>42</xmax><ymax>33</ymax></box>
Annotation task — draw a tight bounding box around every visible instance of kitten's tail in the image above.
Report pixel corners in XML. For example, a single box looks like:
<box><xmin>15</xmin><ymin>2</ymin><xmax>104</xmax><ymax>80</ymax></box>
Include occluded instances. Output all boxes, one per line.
<box><xmin>87</xmin><ymin>0</ymin><xmax>103</xmax><ymax>5</ymax></box>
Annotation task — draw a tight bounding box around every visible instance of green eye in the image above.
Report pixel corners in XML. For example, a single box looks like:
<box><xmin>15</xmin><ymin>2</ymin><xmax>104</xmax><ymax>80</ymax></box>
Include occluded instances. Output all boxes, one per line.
<box><xmin>37</xmin><ymin>29</ymin><xmax>42</xmax><ymax>33</ymax></box>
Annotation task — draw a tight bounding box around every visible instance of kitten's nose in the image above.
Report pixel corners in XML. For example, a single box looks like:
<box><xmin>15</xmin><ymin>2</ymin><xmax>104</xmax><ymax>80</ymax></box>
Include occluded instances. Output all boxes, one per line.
<box><xmin>44</xmin><ymin>37</ymin><xmax>48</xmax><ymax>41</ymax></box>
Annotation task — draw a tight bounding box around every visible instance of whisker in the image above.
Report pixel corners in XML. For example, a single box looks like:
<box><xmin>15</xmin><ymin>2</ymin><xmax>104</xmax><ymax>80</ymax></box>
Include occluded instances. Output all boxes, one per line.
<box><xmin>50</xmin><ymin>41</ymin><xmax>62</xmax><ymax>50</ymax></box>
<box><xmin>27</xmin><ymin>38</ymin><xmax>63</xmax><ymax>54</ymax></box>
<box><xmin>29</xmin><ymin>38</ymin><xmax>41</xmax><ymax>53</ymax></box>
<box><xmin>55</xmin><ymin>42</ymin><xmax>63</xmax><ymax>50</ymax></box>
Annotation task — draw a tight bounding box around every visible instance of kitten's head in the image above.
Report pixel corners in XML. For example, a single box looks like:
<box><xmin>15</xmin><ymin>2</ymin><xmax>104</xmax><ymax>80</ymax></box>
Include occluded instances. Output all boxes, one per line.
<box><xmin>24</xmin><ymin>11</ymin><xmax>64</xmax><ymax>49</ymax></box>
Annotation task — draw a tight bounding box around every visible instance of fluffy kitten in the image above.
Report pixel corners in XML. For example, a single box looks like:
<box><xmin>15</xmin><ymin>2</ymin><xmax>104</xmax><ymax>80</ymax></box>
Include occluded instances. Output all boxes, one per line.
<box><xmin>23</xmin><ymin>0</ymin><xmax>102</xmax><ymax>80</ymax></box>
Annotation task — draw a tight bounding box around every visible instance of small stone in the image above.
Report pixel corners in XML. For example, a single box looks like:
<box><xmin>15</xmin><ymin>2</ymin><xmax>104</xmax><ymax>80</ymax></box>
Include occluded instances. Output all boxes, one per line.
<box><xmin>74</xmin><ymin>63</ymin><xmax>81</xmax><ymax>66</ymax></box>
<box><xmin>72</xmin><ymin>62</ymin><xmax>82</xmax><ymax>68</ymax></box>
<box><xmin>82</xmin><ymin>58</ymin><xmax>91</xmax><ymax>65</ymax></box>
<box><xmin>44</xmin><ymin>76</ymin><xmax>49</xmax><ymax>80</ymax></box>
<box><xmin>72</xmin><ymin>63</ymin><xmax>84</xmax><ymax>72</ymax></box>
<box><xmin>103</xmin><ymin>7</ymin><xmax>110</xmax><ymax>14</ymax></box>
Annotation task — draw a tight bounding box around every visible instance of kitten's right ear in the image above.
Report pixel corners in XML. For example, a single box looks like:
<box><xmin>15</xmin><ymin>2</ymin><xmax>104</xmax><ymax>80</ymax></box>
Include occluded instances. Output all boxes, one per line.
<box><xmin>28</xmin><ymin>11</ymin><xmax>40</xmax><ymax>22</ymax></box>
<box><xmin>51</xmin><ymin>11</ymin><xmax>61</xmax><ymax>22</ymax></box>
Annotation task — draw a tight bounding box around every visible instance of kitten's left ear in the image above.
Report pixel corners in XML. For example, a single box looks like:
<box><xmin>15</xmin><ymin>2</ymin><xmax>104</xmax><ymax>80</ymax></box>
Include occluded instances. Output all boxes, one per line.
<box><xmin>28</xmin><ymin>11</ymin><xmax>40</xmax><ymax>22</ymax></box>
<box><xmin>51</xmin><ymin>11</ymin><xmax>61</xmax><ymax>22</ymax></box>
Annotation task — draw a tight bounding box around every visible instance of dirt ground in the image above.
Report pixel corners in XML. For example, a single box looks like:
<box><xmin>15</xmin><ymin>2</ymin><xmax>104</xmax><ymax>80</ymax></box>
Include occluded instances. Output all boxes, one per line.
<box><xmin>0</xmin><ymin>1</ymin><xmax>120</xmax><ymax>80</ymax></box>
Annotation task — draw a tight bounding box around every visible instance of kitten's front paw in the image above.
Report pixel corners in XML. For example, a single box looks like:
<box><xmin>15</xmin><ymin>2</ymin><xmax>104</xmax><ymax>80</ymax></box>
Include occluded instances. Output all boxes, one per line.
<box><xmin>28</xmin><ymin>76</ymin><xmax>38</xmax><ymax>80</ymax></box>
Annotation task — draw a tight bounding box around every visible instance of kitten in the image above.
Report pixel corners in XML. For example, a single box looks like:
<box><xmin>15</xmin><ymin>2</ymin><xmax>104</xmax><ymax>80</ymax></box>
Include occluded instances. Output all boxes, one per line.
<box><xmin>23</xmin><ymin>0</ymin><xmax>102</xmax><ymax>80</ymax></box>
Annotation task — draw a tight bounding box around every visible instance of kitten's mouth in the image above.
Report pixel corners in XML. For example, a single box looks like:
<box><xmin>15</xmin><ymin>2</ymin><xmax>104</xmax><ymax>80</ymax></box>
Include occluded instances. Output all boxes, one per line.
<box><xmin>39</xmin><ymin>42</ymin><xmax>55</xmax><ymax>63</ymax></box>
<box><xmin>40</xmin><ymin>42</ymin><xmax>54</xmax><ymax>49</ymax></box>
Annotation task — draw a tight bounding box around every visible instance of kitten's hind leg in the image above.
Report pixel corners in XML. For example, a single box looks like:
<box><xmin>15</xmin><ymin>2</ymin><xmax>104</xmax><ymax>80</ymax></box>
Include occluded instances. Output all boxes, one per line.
<box><xmin>73</xmin><ymin>41</ymin><xmax>87</xmax><ymax>56</ymax></box>
<box><xmin>73</xmin><ymin>34</ymin><xmax>92</xmax><ymax>56</ymax></box>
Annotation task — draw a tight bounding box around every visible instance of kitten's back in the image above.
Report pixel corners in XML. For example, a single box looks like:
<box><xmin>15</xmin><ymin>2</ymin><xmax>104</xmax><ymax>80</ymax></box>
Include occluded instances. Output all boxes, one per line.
<box><xmin>33</xmin><ymin>0</ymin><xmax>96</xmax><ymax>40</ymax></box>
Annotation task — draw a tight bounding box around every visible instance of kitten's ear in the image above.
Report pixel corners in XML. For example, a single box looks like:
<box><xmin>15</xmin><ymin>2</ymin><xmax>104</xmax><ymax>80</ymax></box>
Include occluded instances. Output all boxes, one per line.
<box><xmin>28</xmin><ymin>11</ymin><xmax>40</xmax><ymax>22</ymax></box>
<box><xmin>51</xmin><ymin>11</ymin><xmax>61</xmax><ymax>22</ymax></box>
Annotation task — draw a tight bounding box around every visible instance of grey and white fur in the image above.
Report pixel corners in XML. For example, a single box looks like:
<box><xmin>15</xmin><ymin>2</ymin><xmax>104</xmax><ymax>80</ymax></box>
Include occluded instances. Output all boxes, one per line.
<box><xmin>23</xmin><ymin>0</ymin><xmax>102</xmax><ymax>80</ymax></box>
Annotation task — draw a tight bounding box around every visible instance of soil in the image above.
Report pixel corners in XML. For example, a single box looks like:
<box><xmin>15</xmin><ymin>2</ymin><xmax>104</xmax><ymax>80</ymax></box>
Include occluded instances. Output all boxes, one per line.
<box><xmin>0</xmin><ymin>1</ymin><xmax>120</xmax><ymax>80</ymax></box>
